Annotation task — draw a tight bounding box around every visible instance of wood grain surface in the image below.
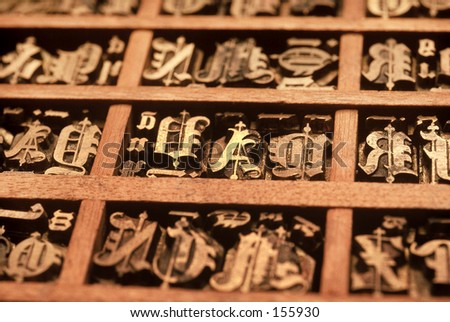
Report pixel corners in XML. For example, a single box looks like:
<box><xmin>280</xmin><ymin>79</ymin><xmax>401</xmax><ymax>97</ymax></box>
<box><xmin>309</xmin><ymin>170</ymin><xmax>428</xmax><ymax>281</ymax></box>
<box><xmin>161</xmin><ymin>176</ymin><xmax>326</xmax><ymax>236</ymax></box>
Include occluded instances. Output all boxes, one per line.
<box><xmin>0</xmin><ymin>15</ymin><xmax>448</xmax><ymax>32</ymax></box>
<box><xmin>320</xmin><ymin>1</ymin><xmax>363</xmax><ymax>297</ymax></box>
<box><xmin>117</xmin><ymin>30</ymin><xmax>153</xmax><ymax>87</ymax></box>
<box><xmin>1</xmin><ymin>86</ymin><xmax>449</xmax><ymax>107</ymax></box>
<box><xmin>91</xmin><ymin>104</ymin><xmax>132</xmax><ymax>176</ymax></box>
<box><xmin>58</xmin><ymin>200</ymin><xmax>106</xmax><ymax>285</ymax></box>
<box><xmin>1</xmin><ymin>174</ymin><xmax>450</xmax><ymax>210</ymax></box>
<box><xmin>0</xmin><ymin>282</ymin><xmax>446</xmax><ymax>302</ymax></box>
<box><xmin>321</xmin><ymin>209</ymin><xmax>353</xmax><ymax>296</ymax></box>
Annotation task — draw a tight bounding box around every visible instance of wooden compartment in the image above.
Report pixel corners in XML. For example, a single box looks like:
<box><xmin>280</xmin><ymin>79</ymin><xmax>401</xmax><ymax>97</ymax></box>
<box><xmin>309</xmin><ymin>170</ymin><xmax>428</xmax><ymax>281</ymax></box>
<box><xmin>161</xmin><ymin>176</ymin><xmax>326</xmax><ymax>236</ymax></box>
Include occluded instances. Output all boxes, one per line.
<box><xmin>0</xmin><ymin>0</ymin><xmax>449</xmax><ymax>301</ymax></box>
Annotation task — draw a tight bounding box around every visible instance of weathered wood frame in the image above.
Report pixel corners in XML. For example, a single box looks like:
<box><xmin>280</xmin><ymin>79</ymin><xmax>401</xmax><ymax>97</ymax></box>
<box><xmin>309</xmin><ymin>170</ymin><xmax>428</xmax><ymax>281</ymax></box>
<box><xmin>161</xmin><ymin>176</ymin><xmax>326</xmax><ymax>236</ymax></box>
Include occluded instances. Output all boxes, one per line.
<box><xmin>0</xmin><ymin>0</ymin><xmax>449</xmax><ymax>301</ymax></box>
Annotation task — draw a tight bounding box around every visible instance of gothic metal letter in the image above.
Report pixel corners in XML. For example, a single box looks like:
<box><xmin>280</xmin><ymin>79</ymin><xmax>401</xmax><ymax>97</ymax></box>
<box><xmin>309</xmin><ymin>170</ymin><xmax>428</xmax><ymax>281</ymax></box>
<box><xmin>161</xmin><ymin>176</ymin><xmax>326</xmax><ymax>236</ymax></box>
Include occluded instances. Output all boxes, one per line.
<box><xmin>359</xmin><ymin>120</ymin><xmax>417</xmax><ymax>183</ymax></box>
<box><xmin>93</xmin><ymin>212</ymin><xmax>161</xmax><ymax>277</ymax></box>
<box><xmin>209</xmin><ymin>121</ymin><xmax>263</xmax><ymax>179</ymax></box>
<box><xmin>363</xmin><ymin>38</ymin><xmax>415</xmax><ymax>90</ymax></box>
<box><xmin>143</xmin><ymin>37</ymin><xmax>201</xmax><ymax>86</ymax></box>
<box><xmin>45</xmin><ymin>117</ymin><xmax>101</xmax><ymax>175</ymax></box>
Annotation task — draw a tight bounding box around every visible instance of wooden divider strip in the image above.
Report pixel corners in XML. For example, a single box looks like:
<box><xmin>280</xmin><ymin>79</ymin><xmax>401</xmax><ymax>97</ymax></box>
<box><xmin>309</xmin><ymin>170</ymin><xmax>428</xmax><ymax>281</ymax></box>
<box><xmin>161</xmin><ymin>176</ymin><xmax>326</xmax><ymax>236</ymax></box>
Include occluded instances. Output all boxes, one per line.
<box><xmin>341</xmin><ymin>0</ymin><xmax>365</xmax><ymax>19</ymax></box>
<box><xmin>2</xmin><ymin>86</ymin><xmax>449</xmax><ymax>107</ymax></box>
<box><xmin>320</xmin><ymin>209</ymin><xmax>354</xmax><ymax>295</ymax></box>
<box><xmin>58</xmin><ymin>23</ymin><xmax>155</xmax><ymax>285</ymax></box>
<box><xmin>58</xmin><ymin>200</ymin><xmax>105</xmax><ymax>285</ymax></box>
<box><xmin>90</xmin><ymin>104</ymin><xmax>132</xmax><ymax>176</ymax></box>
<box><xmin>138</xmin><ymin>0</ymin><xmax>162</xmax><ymax>17</ymax></box>
<box><xmin>1</xmin><ymin>175</ymin><xmax>450</xmax><ymax>209</ymax></box>
<box><xmin>0</xmin><ymin>15</ymin><xmax>448</xmax><ymax>32</ymax></box>
<box><xmin>320</xmin><ymin>0</ymin><xmax>364</xmax><ymax>297</ymax></box>
<box><xmin>117</xmin><ymin>31</ymin><xmax>154</xmax><ymax>87</ymax></box>
<box><xmin>6</xmin><ymin>282</ymin><xmax>447</xmax><ymax>302</ymax></box>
